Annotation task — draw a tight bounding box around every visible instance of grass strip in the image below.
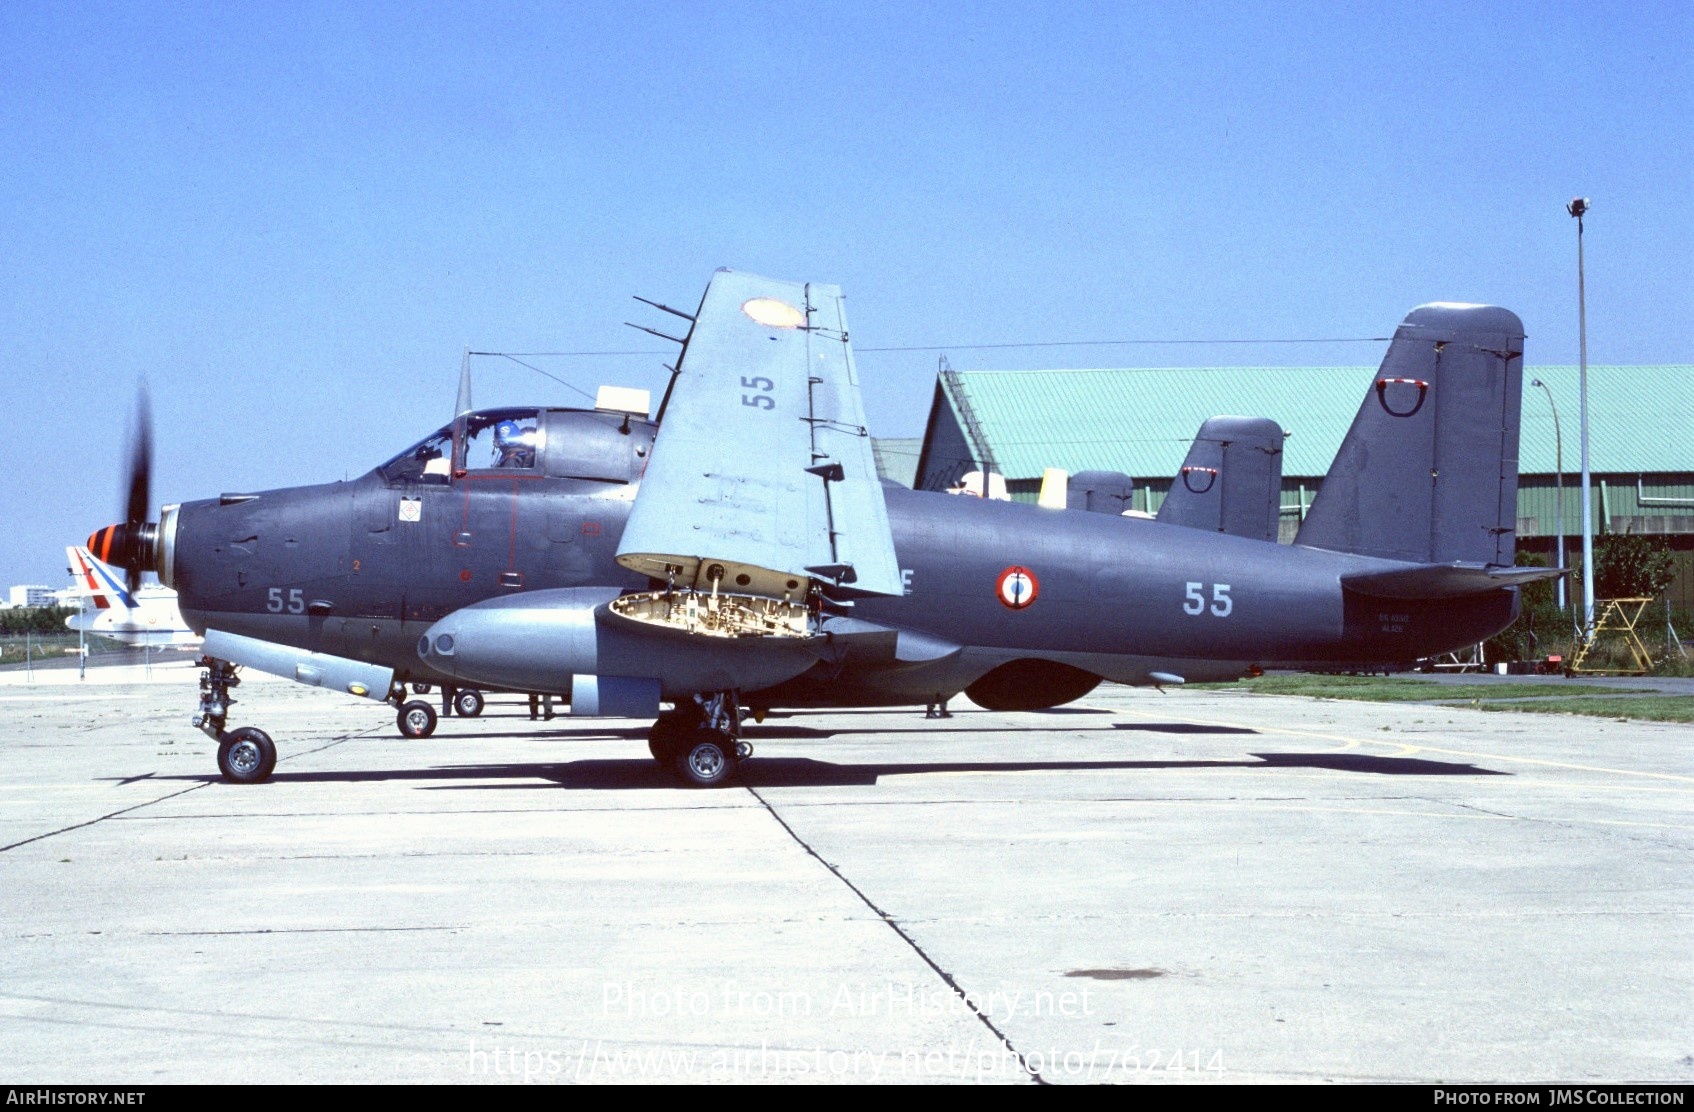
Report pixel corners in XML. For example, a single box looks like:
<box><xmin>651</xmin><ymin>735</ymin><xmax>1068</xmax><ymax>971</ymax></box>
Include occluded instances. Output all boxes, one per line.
<box><xmin>1198</xmin><ymin>674</ymin><xmax>1649</xmax><ymax>702</ymax></box>
<box><xmin>1192</xmin><ymin>673</ymin><xmax>1694</xmax><ymax>721</ymax></box>
<box><xmin>1475</xmin><ymin>697</ymin><xmax>1694</xmax><ymax>723</ymax></box>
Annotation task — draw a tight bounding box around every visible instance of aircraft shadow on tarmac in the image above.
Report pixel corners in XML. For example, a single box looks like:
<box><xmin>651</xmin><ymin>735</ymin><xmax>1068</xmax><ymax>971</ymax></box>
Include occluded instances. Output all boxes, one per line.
<box><xmin>439</xmin><ymin>722</ymin><xmax>1130</xmax><ymax>742</ymax></box>
<box><xmin>1112</xmin><ymin>722</ymin><xmax>1259</xmax><ymax>735</ymax></box>
<box><xmin>137</xmin><ymin>749</ymin><xmax>1504</xmax><ymax>790</ymax></box>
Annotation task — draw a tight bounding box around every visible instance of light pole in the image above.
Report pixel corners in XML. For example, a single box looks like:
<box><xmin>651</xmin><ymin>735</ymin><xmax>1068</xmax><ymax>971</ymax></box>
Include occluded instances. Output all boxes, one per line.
<box><xmin>1568</xmin><ymin>196</ymin><xmax>1594</xmax><ymax>643</ymax></box>
<box><xmin>1530</xmin><ymin>378</ymin><xmax>1566</xmax><ymax>612</ymax></box>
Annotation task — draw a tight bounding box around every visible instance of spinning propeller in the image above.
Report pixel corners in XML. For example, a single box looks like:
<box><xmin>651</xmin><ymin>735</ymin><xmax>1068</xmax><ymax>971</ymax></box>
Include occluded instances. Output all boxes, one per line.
<box><xmin>88</xmin><ymin>387</ymin><xmax>157</xmax><ymax>593</ymax></box>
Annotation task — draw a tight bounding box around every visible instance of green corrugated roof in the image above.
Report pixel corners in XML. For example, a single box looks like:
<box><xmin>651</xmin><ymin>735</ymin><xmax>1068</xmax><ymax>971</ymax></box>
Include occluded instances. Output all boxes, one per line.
<box><xmin>942</xmin><ymin>365</ymin><xmax>1694</xmax><ymax>479</ymax></box>
<box><xmin>1514</xmin><ymin>366</ymin><xmax>1694</xmax><ymax>477</ymax></box>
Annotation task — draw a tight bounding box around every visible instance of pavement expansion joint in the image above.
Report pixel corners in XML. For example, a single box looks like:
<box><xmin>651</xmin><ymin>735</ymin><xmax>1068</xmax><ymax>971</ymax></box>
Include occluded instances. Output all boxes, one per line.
<box><xmin>1</xmin><ymin>727</ymin><xmax>384</xmax><ymax>854</ymax></box>
<box><xmin>143</xmin><ymin>925</ymin><xmax>468</xmax><ymax>936</ymax></box>
<box><xmin>746</xmin><ymin>785</ymin><xmax>1048</xmax><ymax>1085</ymax></box>
<box><xmin>0</xmin><ymin>782</ymin><xmax>210</xmax><ymax>854</ymax></box>
<box><xmin>1442</xmin><ymin>799</ymin><xmax>1694</xmax><ymax>851</ymax></box>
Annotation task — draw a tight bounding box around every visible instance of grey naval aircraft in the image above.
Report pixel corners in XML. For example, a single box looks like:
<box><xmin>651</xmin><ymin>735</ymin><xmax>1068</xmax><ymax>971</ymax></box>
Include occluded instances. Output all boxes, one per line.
<box><xmin>88</xmin><ymin>269</ymin><xmax>1557</xmax><ymax>787</ymax></box>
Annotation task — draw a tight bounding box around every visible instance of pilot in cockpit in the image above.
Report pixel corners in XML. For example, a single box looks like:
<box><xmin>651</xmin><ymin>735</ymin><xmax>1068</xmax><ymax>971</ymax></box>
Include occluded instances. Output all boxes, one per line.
<box><xmin>493</xmin><ymin>419</ymin><xmax>538</xmax><ymax>468</ymax></box>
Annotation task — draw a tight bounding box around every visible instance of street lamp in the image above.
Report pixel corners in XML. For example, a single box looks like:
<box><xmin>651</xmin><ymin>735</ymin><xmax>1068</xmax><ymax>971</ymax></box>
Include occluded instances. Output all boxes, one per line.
<box><xmin>1568</xmin><ymin>196</ymin><xmax>1594</xmax><ymax>643</ymax></box>
<box><xmin>1530</xmin><ymin>378</ymin><xmax>1566</xmax><ymax>612</ymax></box>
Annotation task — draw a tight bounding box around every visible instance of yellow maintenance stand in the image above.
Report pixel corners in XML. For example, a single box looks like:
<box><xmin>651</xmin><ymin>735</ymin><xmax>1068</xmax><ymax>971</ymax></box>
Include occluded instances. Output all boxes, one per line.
<box><xmin>1567</xmin><ymin>597</ymin><xmax>1655</xmax><ymax>676</ymax></box>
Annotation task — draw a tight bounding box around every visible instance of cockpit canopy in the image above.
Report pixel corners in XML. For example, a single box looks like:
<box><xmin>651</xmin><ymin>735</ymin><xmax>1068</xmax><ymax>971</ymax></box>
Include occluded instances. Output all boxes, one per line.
<box><xmin>379</xmin><ymin>407</ymin><xmax>654</xmax><ymax>486</ymax></box>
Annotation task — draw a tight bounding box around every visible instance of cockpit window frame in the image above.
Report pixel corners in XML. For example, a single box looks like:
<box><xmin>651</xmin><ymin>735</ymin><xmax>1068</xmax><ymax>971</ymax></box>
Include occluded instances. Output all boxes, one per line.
<box><xmin>455</xmin><ymin>408</ymin><xmax>546</xmax><ymax>475</ymax></box>
<box><xmin>378</xmin><ymin>428</ymin><xmax>454</xmax><ymax>486</ymax></box>
<box><xmin>378</xmin><ymin>407</ymin><xmax>548</xmax><ymax>486</ymax></box>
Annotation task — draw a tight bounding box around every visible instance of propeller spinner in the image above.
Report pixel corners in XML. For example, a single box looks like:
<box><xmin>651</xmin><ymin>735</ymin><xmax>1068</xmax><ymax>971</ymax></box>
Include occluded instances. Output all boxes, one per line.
<box><xmin>88</xmin><ymin>388</ymin><xmax>158</xmax><ymax>593</ymax></box>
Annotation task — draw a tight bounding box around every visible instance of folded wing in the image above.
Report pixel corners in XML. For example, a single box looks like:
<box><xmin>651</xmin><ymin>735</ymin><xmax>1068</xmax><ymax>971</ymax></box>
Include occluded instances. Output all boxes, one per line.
<box><xmin>615</xmin><ymin>270</ymin><xmax>903</xmax><ymax>637</ymax></box>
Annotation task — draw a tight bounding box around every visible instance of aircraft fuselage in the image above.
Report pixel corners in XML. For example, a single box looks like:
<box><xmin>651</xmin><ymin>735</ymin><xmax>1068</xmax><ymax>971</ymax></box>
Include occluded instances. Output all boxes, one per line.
<box><xmin>166</xmin><ymin>411</ymin><xmax>1516</xmax><ymax>709</ymax></box>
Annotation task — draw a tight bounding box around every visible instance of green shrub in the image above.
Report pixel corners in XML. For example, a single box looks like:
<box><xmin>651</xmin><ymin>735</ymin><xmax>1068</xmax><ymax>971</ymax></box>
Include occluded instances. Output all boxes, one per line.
<box><xmin>1593</xmin><ymin>534</ymin><xmax>1675</xmax><ymax>598</ymax></box>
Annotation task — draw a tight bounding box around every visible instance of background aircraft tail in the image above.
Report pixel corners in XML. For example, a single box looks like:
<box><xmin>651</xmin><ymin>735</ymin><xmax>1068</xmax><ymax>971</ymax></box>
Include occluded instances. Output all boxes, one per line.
<box><xmin>1156</xmin><ymin>416</ymin><xmax>1284</xmax><ymax>542</ymax></box>
<box><xmin>1295</xmin><ymin>304</ymin><xmax>1524</xmax><ymax>566</ymax></box>
<box><xmin>1065</xmin><ymin>470</ymin><xmax>1134</xmax><ymax>514</ymax></box>
<box><xmin>65</xmin><ymin>543</ymin><xmax>200</xmax><ymax>645</ymax></box>
<box><xmin>66</xmin><ymin>545</ymin><xmax>135</xmax><ymax>612</ymax></box>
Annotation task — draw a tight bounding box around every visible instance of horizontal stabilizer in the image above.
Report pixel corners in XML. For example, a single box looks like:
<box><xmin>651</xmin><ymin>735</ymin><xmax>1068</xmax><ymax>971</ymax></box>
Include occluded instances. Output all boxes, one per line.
<box><xmin>1067</xmin><ymin>470</ymin><xmax>1134</xmax><ymax>515</ymax></box>
<box><xmin>1342</xmin><ymin>563</ymin><xmax>1565</xmax><ymax>600</ymax></box>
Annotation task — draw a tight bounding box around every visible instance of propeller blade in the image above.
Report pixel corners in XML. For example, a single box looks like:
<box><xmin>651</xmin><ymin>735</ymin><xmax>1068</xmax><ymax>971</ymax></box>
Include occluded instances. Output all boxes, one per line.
<box><xmin>123</xmin><ymin>386</ymin><xmax>153</xmax><ymax>593</ymax></box>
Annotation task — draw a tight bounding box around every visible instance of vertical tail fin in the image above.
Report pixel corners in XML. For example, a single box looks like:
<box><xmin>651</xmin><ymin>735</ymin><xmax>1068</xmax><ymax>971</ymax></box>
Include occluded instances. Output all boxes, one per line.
<box><xmin>1156</xmin><ymin>416</ymin><xmax>1284</xmax><ymax>542</ymax></box>
<box><xmin>1296</xmin><ymin>304</ymin><xmax>1524</xmax><ymax>566</ymax></box>
<box><xmin>66</xmin><ymin>545</ymin><xmax>136</xmax><ymax>611</ymax></box>
<box><xmin>1066</xmin><ymin>470</ymin><xmax>1135</xmax><ymax>514</ymax></box>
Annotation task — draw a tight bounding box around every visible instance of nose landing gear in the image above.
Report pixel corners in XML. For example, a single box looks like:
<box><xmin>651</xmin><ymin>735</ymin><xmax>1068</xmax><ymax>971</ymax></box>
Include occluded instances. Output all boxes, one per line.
<box><xmin>195</xmin><ymin>658</ymin><xmax>277</xmax><ymax>784</ymax></box>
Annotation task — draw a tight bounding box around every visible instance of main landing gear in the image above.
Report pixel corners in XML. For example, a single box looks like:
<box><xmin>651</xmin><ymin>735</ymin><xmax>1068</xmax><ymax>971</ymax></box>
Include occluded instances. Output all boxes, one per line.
<box><xmin>647</xmin><ymin>692</ymin><xmax>752</xmax><ymax>788</ymax></box>
<box><xmin>195</xmin><ymin>658</ymin><xmax>277</xmax><ymax>784</ymax></box>
<box><xmin>391</xmin><ymin>683</ymin><xmax>484</xmax><ymax>739</ymax></box>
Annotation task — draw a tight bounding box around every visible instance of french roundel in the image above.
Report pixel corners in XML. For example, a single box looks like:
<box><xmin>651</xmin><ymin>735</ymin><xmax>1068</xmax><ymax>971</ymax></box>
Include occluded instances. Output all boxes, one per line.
<box><xmin>996</xmin><ymin>566</ymin><xmax>1039</xmax><ymax>610</ymax></box>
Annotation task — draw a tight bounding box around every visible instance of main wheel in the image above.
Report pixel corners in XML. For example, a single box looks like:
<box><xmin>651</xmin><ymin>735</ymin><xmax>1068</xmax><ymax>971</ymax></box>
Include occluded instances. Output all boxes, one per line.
<box><xmin>412</xmin><ymin>683</ymin><xmax>433</xmax><ymax>696</ymax></box>
<box><xmin>218</xmin><ymin>727</ymin><xmax>277</xmax><ymax>784</ymax></box>
<box><xmin>453</xmin><ymin>688</ymin><xmax>485</xmax><ymax>718</ymax></box>
<box><xmin>648</xmin><ymin>723</ymin><xmax>684</xmax><ymax>764</ymax></box>
<box><xmin>398</xmin><ymin>700</ymin><xmax>438</xmax><ymax>739</ymax></box>
<box><xmin>646</xmin><ymin>708</ymin><xmax>695</xmax><ymax>765</ymax></box>
<box><xmin>674</xmin><ymin>732</ymin><xmax>739</xmax><ymax>788</ymax></box>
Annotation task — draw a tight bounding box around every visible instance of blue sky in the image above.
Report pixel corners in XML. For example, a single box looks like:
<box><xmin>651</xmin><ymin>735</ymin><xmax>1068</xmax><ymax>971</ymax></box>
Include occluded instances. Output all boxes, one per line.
<box><xmin>2</xmin><ymin>1</ymin><xmax>1689</xmax><ymax>586</ymax></box>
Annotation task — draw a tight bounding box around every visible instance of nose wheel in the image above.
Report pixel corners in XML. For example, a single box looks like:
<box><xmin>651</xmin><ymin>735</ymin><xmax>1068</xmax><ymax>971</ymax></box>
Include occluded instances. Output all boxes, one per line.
<box><xmin>196</xmin><ymin>658</ymin><xmax>278</xmax><ymax>784</ymax></box>
<box><xmin>217</xmin><ymin>727</ymin><xmax>277</xmax><ymax>784</ymax></box>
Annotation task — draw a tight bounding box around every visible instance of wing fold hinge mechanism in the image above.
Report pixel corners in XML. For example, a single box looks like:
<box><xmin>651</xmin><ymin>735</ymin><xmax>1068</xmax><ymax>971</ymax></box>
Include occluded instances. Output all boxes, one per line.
<box><xmin>607</xmin><ymin>561</ymin><xmax>816</xmax><ymax>640</ymax></box>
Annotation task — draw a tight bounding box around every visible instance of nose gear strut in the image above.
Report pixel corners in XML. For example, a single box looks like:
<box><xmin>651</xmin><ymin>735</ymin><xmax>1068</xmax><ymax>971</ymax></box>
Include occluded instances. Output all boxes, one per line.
<box><xmin>194</xmin><ymin>657</ymin><xmax>277</xmax><ymax>784</ymax></box>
